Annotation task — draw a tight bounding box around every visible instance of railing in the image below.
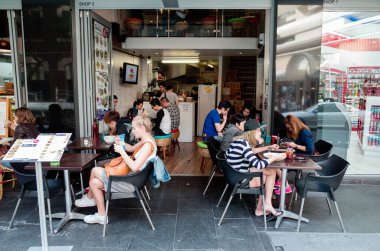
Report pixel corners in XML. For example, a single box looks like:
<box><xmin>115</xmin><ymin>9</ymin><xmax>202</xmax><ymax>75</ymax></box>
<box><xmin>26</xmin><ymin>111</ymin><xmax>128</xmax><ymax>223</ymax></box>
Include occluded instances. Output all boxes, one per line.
<box><xmin>124</xmin><ymin>9</ymin><xmax>262</xmax><ymax>38</ymax></box>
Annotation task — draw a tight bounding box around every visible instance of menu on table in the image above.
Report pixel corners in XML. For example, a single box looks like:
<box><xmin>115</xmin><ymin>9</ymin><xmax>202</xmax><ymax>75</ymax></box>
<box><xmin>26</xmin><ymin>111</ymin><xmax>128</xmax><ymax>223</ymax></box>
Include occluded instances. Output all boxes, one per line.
<box><xmin>3</xmin><ymin>133</ymin><xmax>72</xmax><ymax>162</ymax></box>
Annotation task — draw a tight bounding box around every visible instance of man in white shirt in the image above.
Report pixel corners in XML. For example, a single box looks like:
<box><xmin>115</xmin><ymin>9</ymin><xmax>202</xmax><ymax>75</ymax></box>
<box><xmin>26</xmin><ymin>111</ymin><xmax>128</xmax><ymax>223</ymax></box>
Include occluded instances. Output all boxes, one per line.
<box><xmin>150</xmin><ymin>98</ymin><xmax>171</xmax><ymax>136</ymax></box>
<box><xmin>160</xmin><ymin>84</ymin><xmax>178</xmax><ymax>106</ymax></box>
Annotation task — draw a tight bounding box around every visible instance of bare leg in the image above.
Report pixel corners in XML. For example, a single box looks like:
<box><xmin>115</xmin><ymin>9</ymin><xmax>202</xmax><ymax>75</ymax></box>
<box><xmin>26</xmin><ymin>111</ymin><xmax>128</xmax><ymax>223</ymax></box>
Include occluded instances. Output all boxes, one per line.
<box><xmin>90</xmin><ymin>177</ymin><xmax>106</xmax><ymax>215</ymax></box>
<box><xmin>86</xmin><ymin>167</ymin><xmax>103</xmax><ymax>199</ymax></box>
<box><xmin>261</xmin><ymin>168</ymin><xmax>278</xmax><ymax>215</ymax></box>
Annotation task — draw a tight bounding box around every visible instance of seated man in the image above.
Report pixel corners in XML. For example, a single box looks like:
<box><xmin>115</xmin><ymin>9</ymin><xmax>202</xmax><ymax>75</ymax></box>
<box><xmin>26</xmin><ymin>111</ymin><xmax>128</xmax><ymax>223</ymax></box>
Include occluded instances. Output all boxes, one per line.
<box><xmin>160</xmin><ymin>97</ymin><xmax>180</xmax><ymax>131</ymax></box>
<box><xmin>202</xmin><ymin>100</ymin><xmax>231</xmax><ymax>141</ymax></box>
<box><xmin>149</xmin><ymin>98</ymin><xmax>171</xmax><ymax>136</ymax></box>
<box><xmin>104</xmin><ymin>111</ymin><xmax>138</xmax><ymax>146</ymax></box>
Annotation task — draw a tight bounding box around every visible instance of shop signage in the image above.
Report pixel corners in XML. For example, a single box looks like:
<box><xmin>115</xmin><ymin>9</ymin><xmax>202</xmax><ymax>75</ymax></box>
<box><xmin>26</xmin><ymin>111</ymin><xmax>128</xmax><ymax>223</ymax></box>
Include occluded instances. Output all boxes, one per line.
<box><xmin>324</xmin><ymin>0</ymin><xmax>380</xmax><ymax>10</ymax></box>
<box><xmin>0</xmin><ymin>0</ymin><xmax>21</xmax><ymax>9</ymax></box>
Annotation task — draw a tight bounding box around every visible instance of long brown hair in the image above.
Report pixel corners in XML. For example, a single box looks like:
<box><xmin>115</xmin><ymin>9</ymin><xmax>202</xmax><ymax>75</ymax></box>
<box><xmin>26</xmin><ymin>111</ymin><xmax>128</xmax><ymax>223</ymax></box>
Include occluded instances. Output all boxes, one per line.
<box><xmin>15</xmin><ymin>107</ymin><xmax>35</xmax><ymax>124</ymax></box>
<box><xmin>284</xmin><ymin>114</ymin><xmax>309</xmax><ymax>140</ymax></box>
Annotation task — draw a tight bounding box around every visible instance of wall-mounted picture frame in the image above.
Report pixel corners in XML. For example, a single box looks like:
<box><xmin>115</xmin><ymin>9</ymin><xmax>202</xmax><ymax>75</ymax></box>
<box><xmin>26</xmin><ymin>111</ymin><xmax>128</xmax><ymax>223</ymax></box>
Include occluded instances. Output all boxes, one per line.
<box><xmin>122</xmin><ymin>63</ymin><xmax>139</xmax><ymax>84</ymax></box>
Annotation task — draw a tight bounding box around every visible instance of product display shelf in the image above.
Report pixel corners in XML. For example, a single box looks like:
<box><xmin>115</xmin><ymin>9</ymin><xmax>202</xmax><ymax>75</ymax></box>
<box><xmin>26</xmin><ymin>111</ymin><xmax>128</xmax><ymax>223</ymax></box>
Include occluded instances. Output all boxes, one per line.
<box><xmin>319</xmin><ymin>67</ymin><xmax>346</xmax><ymax>103</ymax></box>
<box><xmin>357</xmin><ymin>96</ymin><xmax>380</xmax><ymax>156</ymax></box>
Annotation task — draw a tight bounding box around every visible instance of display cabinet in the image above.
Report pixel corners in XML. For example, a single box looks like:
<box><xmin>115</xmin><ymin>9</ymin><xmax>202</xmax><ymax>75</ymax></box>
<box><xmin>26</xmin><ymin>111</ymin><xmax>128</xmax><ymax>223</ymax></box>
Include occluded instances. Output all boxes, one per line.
<box><xmin>357</xmin><ymin>96</ymin><xmax>380</xmax><ymax>156</ymax></box>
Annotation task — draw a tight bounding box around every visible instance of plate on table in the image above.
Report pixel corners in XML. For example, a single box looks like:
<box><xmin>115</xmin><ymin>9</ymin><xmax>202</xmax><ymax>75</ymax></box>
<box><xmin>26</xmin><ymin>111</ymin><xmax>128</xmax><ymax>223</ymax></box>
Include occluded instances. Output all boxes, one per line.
<box><xmin>263</xmin><ymin>152</ymin><xmax>284</xmax><ymax>159</ymax></box>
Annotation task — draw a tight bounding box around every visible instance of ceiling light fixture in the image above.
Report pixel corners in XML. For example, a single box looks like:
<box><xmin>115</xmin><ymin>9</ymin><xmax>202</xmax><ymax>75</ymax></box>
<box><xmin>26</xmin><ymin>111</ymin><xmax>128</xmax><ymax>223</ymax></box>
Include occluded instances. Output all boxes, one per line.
<box><xmin>161</xmin><ymin>57</ymin><xmax>199</xmax><ymax>64</ymax></box>
<box><xmin>206</xmin><ymin>63</ymin><xmax>214</xmax><ymax>68</ymax></box>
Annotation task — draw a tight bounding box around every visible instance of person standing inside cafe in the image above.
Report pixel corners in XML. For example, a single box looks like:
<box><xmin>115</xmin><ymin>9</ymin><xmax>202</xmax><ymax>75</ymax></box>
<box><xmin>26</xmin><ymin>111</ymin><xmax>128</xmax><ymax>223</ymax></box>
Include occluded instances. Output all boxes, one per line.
<box><xmin>284</xmin><ymin>114</ymin><xmax>314</xmax><ymax>155</ymax></box>
<box><xmin>160</xmin><ymin>97</ymin><xmax>180</xmax><ymax>131</ymax></box>
<box><xmin>202</xmin><ymin>100</ymin><xmax>232</xmax><ymax>141</ymax></box>
<box><xmin>160</xmin><ymin>84</ymin><xmax>178</xmax><ymax>106</ymax></box>
<box><xmin>226</xmin><ymin>119</ymin><xmax>286</xmax><ymax>217</ymax></box>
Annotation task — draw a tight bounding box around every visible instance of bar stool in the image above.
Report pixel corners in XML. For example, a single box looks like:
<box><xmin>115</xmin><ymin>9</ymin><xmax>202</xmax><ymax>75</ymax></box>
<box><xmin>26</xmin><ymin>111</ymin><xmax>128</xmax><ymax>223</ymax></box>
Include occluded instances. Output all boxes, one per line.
<box><xmin>171</xmin><ymin>129</ymin><xmax>180</xmax><ymax>151</ymax></box>
<box><xmin>0</xmin><ymin>164</ymin><xmax>17</xmax><ymax>200</ymax></box>
<box><xmin>197</xmin><ymin>141</ymin><xmax>210</xmax><ymax>173</ymax></box>
<box><xmin>154</xmin><ymin>134</ymin><xmax>172</xmax><ymax>159</ymax></box>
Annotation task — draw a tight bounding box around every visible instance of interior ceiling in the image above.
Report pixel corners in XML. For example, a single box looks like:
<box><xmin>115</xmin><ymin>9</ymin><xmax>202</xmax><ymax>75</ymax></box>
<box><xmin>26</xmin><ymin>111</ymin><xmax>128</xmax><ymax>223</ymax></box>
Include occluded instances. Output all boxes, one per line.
<box><xmin>131</xmin><ymin>49</ymin><xmax>258</xmax><ymax>58</ymax></box>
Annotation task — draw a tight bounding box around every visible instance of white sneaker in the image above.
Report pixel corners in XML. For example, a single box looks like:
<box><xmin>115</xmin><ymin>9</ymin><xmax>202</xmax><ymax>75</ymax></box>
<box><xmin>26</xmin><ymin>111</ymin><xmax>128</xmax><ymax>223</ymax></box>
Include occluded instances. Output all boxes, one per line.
<box><xmin>74</xmin><ymin>194</ymin><xmax>96</xmax><ymax>208</ymax></box>
<box><xmin>84</xmin><ymin>213</ymin><xmax>108</xmax><ymax>224</ymax></box>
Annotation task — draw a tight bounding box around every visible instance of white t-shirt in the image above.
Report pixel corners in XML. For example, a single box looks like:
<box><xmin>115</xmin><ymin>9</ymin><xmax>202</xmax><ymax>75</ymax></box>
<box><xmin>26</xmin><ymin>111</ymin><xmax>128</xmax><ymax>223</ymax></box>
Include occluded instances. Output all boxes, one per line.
<box><xmin>160</xmin><ymin>91</ymin><xmax>178</xmax><ymax>105</ymax></box>
<box><xmin>160</xmin><ymin>108</ymin><xmax>172</xmax><ymax>134</ymax></box>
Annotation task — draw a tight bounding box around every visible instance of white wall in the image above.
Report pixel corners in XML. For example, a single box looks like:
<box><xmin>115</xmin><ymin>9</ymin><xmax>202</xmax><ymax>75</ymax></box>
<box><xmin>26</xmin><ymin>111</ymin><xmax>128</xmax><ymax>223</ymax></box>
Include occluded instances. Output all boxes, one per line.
<box><xmin>111</xmin><ymin>50</ymin><xmax>145</xmax><ymax>116</ymax></box>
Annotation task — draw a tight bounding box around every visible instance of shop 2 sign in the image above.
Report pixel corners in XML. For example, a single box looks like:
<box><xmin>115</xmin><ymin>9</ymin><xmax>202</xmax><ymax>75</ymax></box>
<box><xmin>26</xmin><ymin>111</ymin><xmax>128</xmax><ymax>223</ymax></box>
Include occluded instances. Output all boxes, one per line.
<box><xmin>78</xmin><ymin>1</ymin><xmax>95</xmax><ymax>7</ymax></box>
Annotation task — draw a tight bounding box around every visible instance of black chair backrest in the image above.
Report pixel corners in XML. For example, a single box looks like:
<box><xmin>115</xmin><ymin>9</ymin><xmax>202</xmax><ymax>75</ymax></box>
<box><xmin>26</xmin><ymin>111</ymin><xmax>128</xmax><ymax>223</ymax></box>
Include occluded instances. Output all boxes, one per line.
<box><xmin>219</xmin><ymin>159</ymin><xmax>260</xmax><ymax>187</ymax></box>
<box><xmin>216</xmin><ymin>151</ymin><xmax>226</xmax><ymax>161</ymax></box>
<box><xmin>11</xmin><ymin>162</ymin><xmax>36</xmax><ymax>186</ymax></box>
<box><xmin>119</xmin><ymin>162</ymin><xmax>154</xmax><ymax>190</ymax></box>
<box><xmin>310</xmin><ymin>140</ymin><xmax>333</xmax><ymax>162</ymax></box>
<box><xmin>318</xmin><ymin>154</ymin><xmax>349</xmax><ymax>191</ymax></box>
<box><xmin>206</xmin><ymin>137</ymin><xmax>221</xmax><ymax>166</ymax></box>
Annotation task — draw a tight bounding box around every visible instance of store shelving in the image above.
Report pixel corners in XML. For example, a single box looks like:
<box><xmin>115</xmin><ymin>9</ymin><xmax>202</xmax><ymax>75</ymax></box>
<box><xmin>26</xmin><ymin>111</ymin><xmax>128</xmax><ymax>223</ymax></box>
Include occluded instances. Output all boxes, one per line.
<box><xmin>357</xmin><ymin>96</ymin><xmax>380</xmax><ymax>156</ymax></box>
<box><xmin>320</xmin><ymin>67</ymin><xmax>347</xmax><ymax>103</ymax></box>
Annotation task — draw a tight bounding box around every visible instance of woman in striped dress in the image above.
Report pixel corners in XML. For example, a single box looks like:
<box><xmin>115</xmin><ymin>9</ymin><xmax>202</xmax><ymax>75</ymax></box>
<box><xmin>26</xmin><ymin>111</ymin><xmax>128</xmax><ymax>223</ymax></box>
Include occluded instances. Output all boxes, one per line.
<box><xmin>226</xmin><ymin>120</ymin><xmax>286</xmax><ymax>217</ymax></box>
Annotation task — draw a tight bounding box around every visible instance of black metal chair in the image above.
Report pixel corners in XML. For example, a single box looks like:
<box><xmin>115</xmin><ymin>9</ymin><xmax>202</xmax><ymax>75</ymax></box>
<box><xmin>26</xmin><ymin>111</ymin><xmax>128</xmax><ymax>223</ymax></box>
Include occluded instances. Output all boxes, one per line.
<box><xmin>103</xmin><ymin>162</ymin><xmax>155</xmax><ymax>236</ymax></box>
<box><xmin>217</xmin><ymin>159</ymin><xmax>267</xmax><ymax>229</ymax></box>
<box><xmin>310</xmin><ymin>139</ymin><xmax>333</xmax><ymax>163</ymax></box>
<box><xmin>202</xmin><ymin>137</ymin><xmax>221</xmax><ymax>195</ymax></box>
<box><xmin>8</xmin><ymin>163</ymin><xmax>64</xmax><ymax>234</ymax></box>
<box><xmin>293</xmin><ymin>154</ymin><xmax>349</xmax><ymax>232</ymax></box>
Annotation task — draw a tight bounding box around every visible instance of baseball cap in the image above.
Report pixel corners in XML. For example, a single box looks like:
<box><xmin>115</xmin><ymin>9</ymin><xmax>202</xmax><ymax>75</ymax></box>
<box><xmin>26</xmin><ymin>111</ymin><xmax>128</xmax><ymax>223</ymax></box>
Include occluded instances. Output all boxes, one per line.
<box><xmin>244</xmin><ymin>119</ymin><xmax>266</xmax><ymax>132</ymax></box>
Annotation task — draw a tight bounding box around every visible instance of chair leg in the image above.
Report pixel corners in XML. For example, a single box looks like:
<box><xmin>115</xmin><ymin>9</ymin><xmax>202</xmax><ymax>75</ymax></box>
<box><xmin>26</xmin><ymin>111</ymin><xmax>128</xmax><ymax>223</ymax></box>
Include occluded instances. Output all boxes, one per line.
<box><xmin>0</xmin><ymin>174</ymin><xmax>3</xmax><ymax>200</ymax></box>
<box><xmin>333</xmin><ymin>200</ymin><xmax>346</xmax><ymax>232</ymax></box>
<box><xmin>203</xmin><ymin>166</ymin><xmax>216</xmax><ymax>196</ymax></box>
<box><xmin>162</xmin><ymin>146</ymin><xmax>166</xmax><ymax>159</ymax></box>
<box><xmin>103</xmin><ymin>200</ymin><xmax>110</xmax><ymax>236</ymax></box>
<box><xmin>80</xmin><ymin>172</ymin><xmax>85</xmax><ymax>197</ymax></box>
<box><xmin>47</xmin><ymin>199</ymin><xmax>53</xmax><ymax>235</ymax></box>
<box><xmin>288</xmin><ymin>187</ymin><xmax>296</xmax><ymax>210</ymax></box>
<box><xmin>218</xmin><ymin>194</ymin><xmax>234</xmax><ymax>226</ymax></box>
<box><xmin>296</xmin><ymin>198</ymin><xmax>305</xmax><ymax>232</ymax></box>
<box><xmin>9</xmin><ymin>198</ymin><xmax>22</xmax><ymax>229</ymax></box>
<box><xmin>140</xmin><ymin>199</ymin><xmax>155</xmax><ymax>230</ymax></box>
<box><xmin>144</xmin><ymin>185</ymin><xmax>151</xmax><ymax>200</ymax></box>
<box><xmin>141</xmin><ymin>190</ymin><xmax>151</xmax><ymax>210</ymax></box>
<box><xmin>326</xmin><ymin>198</ymin><xmax>333</xmax><ymax>214</ymax></box>
<box><xmin>176</xmin><ymin>139</ymin><xmax>180</xmax><ymax>150</ymax></box>
<box><xmin>262</xmin><ymin>194</ymin><xmax>267</xmax><ymax>230</ymax></box>
<box><xmin>200</xmin><ymin>157</ymin><xmax>205</xmax><ymax>173</ymax></box>
<box><xmin>239</xmin><ymin>193</ymin><xmax>242</xmax><ymax>200</ymax></box>
<box><xmin>216</xmin><ymin>184</ymin><xmax>229</xmax><ymax>207</ymax></box>
<box><xmin>70</xmin><ymin>185</ymin><xmax>76</xmax><ymax>202</ymax></box>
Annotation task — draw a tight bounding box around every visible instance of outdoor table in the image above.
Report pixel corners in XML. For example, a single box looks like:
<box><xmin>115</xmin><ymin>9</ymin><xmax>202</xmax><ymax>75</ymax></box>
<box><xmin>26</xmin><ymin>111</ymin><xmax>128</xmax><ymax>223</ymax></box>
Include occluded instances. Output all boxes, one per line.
<box><xmin>266</xmin><ymin>154</ymin><xmax>322</xmax><ymax>228</ymax></box>
<box><xmin>26</xmin><ymin>153</ymin><xmax>98</xmax><ymax>234</ymax></box>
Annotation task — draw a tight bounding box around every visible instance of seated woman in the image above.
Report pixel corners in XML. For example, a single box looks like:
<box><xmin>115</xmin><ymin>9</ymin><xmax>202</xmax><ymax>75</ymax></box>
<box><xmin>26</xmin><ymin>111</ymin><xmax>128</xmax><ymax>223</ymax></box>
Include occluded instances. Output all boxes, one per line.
<box><xmin>272</xmin><ymin>114</ymin><xmax>315</xmax><ymax>195</ymax></box>
<box><xmin>226</xmin><ymin>119</ymin><xmax>286</xmax><ymax>217</ymax></box>
<box><xmin>284</xmin><ymin>114</ymin><xmax>315</xmax><ymax>155</ymax></box>
<box><xmin>126</xmin><ymin>99</ymin><xmax>144</xmax><ymax>122</ymax></box>
<box><xmin>2</xmin><ymin>108</ymin><xmax>39</xmax><ymax>167</ymax></box>
<box><xmin>74</xmin><ymin>115</ymin><xmax>157</xmax><ymax>224</ymax></box>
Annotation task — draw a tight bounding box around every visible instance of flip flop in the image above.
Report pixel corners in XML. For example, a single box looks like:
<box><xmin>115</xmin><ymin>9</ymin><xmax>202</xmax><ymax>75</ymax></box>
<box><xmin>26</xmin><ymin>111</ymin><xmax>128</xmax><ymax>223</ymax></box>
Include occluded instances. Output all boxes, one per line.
<box><xmin>254</xmin><ymin>210</ymin><xmax>270</xmax><ymax>217</ymax></box>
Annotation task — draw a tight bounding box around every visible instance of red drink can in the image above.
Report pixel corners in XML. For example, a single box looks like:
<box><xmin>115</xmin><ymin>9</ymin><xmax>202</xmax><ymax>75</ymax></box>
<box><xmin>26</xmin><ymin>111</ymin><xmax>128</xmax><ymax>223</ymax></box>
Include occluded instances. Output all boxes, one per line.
<box><xmin>271</xmin><ymin>135</ymin><xmax>277</xmax><ymax>144</ymax></box>
<box><xmin>286</xmin><ymin>148</ymin><xmax>294</xmax><ymax>159</ymax></box>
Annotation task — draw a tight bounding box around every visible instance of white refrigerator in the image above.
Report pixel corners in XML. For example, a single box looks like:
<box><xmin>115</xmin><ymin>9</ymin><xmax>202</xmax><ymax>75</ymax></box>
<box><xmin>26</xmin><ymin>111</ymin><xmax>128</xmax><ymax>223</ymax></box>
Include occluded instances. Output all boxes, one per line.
<box><xmin>178</xmin><ymin>102</ymin><xmax>196</xmax><ymax>142</ymax></box>
<box><xmin>197</xmin><ymin>84</ymin><xmax>218</xmax><ymax>136</ymax></box>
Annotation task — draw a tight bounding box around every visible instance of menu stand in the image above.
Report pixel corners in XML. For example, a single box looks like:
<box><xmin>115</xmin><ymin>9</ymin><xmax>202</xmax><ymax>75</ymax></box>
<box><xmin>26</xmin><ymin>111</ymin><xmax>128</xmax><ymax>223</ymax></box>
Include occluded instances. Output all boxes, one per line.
<box><xmin>3</xmin><ymin>134</ymin><xmax>73</xmax><ymax>251</ymax></box>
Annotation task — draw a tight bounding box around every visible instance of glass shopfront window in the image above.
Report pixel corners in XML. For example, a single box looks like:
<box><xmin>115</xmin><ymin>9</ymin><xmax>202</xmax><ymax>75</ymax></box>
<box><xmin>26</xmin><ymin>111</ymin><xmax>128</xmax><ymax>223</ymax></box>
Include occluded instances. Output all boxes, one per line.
<box><xmin>123</xmin><ymin>9</ymin><xmax>264</xmax><ymax>38</ymax></box>
<box><xmin>23</xmin><ymin>0</ymin><xmax>75</xmax><ymax>137</ymax></box>
<box><xmin>320</xmin><ymin>11</ymin><xmax>380</xmax><ymax>175</ymax></box>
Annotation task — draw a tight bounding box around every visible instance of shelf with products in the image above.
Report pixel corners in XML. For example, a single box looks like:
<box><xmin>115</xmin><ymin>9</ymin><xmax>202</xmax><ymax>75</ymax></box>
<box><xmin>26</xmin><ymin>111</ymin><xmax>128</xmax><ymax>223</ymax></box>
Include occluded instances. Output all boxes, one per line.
<box><xmin>347</xmin><ymin>66</ymin><xmax>380</xmax><ymax>109</ymax></box>
<box><xmin>319</xmin><ymin>67</ymin><xmax>347</xmax><ymax>103</ymax></box>
<box><xmin>357</xmin><ymin>97</ymin><xmax>380</xmax><ymax>155</ymax></box>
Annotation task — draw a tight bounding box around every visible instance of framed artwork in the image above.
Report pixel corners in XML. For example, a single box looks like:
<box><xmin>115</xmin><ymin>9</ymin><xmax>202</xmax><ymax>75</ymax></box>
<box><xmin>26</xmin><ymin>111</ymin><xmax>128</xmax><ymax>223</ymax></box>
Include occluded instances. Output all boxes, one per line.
<box><xmin>122</xmin><ymin>63</ymin><xmax>139</xmax><ymax>84</ymax></box>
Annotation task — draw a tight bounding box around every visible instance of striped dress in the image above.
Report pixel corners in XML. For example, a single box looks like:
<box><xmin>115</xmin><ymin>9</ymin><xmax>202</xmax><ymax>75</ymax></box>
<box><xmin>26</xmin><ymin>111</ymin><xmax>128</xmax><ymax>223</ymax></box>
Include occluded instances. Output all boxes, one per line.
<box><xmin>226</xmin><ymin>139</ymin><xmax>269</xmax><ymax>172</ymax></box>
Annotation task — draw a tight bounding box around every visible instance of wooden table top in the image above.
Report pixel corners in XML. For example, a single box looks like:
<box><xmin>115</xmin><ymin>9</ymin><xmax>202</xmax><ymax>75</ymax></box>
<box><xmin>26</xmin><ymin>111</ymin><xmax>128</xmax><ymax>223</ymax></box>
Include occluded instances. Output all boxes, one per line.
<box><xmin>267</xmin><ymin>158</ymin><xmax>322</xmax><ymax>171</ymax></box>
<box><xmin>26</xmin><ymin>153</ymin><xmax>99</xmax><ymax>171</ymax></box>
<box><xmin>68</xmin><ymin>137</ymin><xmax>111</xmax><ymax>151</ymax></box>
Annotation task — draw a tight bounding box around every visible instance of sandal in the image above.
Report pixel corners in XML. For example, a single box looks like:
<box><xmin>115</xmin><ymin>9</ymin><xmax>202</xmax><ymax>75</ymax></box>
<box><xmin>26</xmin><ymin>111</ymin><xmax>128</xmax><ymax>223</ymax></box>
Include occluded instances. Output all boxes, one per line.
<box><xmin>254</xmin><ymin>210</ymin><xmax>270</xmax><ymax>217</ymax></box>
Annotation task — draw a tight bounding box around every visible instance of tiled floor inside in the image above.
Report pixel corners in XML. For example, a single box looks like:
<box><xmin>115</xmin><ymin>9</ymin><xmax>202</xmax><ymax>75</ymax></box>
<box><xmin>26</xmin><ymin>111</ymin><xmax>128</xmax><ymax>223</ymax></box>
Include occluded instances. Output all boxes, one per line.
<box><xmin>1</xmin><ymin>176</ymin><xmax>380</xmax><ymax>251</ymax></box>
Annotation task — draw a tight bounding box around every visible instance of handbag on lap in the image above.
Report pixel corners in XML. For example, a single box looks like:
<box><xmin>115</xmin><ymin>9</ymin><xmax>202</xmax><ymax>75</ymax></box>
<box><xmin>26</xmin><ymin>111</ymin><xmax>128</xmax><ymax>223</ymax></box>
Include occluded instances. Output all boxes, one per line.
<box><xmin>104</xmin><ymin>141</ymin><xmax>155</xmax><ymax>176</ymax></box>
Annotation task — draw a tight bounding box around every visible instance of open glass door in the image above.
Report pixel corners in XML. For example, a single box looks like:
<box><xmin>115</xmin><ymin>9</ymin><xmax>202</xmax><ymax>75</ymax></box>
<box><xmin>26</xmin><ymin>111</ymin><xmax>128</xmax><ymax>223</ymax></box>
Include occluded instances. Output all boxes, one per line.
<box><xmin>78</xmin><ymin>10</ymin><xmax>112</xmax><ymax>135</ymax></box>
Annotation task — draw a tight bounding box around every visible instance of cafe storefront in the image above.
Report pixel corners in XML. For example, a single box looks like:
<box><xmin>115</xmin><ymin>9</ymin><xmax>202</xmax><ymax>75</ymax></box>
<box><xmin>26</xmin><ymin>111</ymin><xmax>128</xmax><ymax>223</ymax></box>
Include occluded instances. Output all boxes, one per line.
<box><xmin>1</xmin><ymin>0</ymin><xmax>380</xmax><ymax>176</ymax></box>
